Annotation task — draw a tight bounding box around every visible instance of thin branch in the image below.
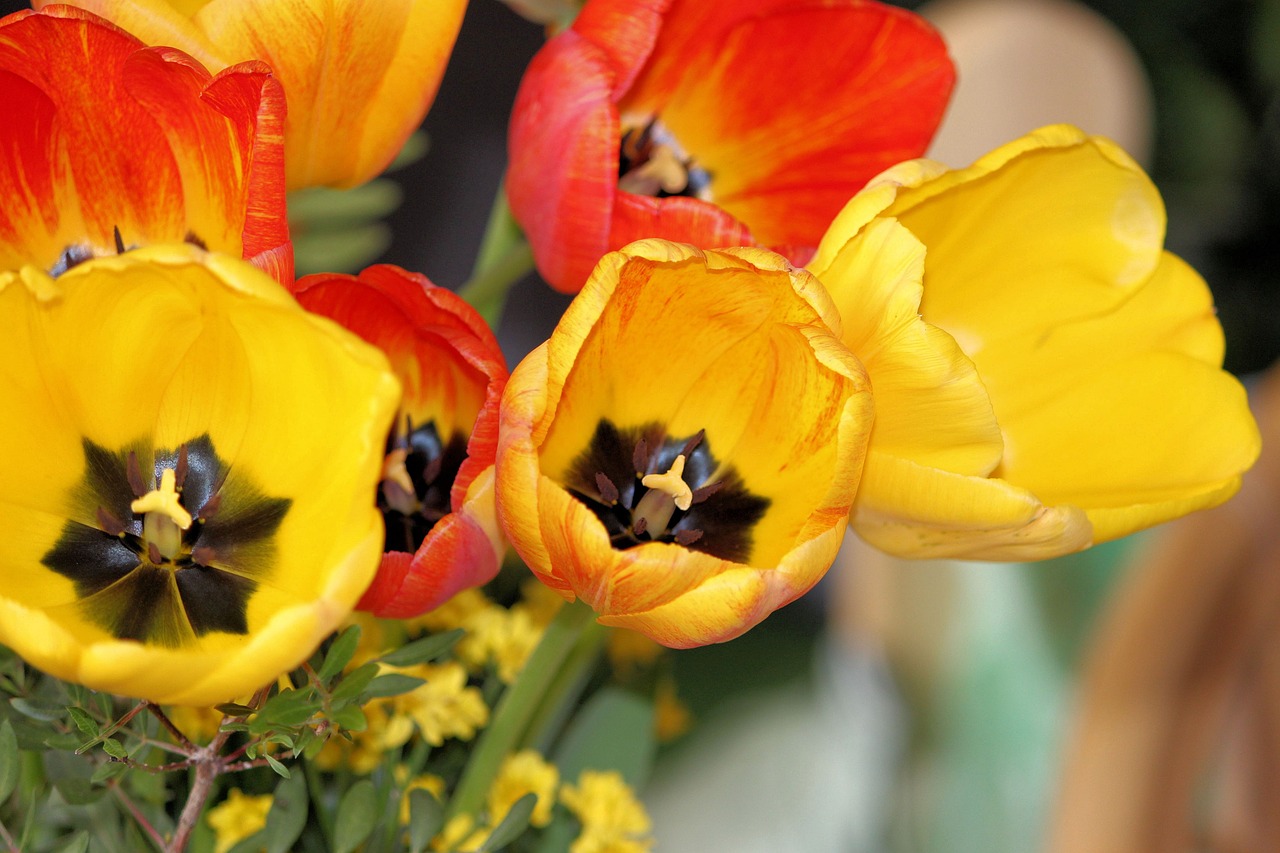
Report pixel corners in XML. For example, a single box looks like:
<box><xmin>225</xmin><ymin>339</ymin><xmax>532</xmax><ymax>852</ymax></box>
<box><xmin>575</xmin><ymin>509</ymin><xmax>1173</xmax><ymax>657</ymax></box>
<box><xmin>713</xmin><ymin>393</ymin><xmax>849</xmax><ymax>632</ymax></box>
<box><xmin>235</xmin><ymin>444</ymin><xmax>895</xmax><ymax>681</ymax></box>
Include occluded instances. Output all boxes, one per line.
<box><xmin>144</xmin><ymin>702</ymin><xmax>197</xmax><ymax>753</ymax></box>
<box><xmin>112</xmin><ymin>783</ymin><xmax>168</xmax><ymax>852</ymax></box>
<box><xmin>0</xmin><ymin>816</ymin><xmax>18</xmax><ymax>853</ymax></box>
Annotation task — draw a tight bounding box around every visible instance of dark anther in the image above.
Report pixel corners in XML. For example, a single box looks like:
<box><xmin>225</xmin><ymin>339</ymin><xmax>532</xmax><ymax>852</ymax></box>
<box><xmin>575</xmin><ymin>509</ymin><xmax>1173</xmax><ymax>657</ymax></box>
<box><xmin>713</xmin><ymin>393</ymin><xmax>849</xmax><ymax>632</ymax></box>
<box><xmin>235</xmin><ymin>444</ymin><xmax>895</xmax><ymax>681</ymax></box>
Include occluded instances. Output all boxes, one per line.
<box><xmin>674</xmin><ymin>529</ymin><xmax>704</xmax><ymax>546</ymax></box>
<box><xmin>96</xmin><ymin>506</ymin><xmax>126</xmax><ymax>537</ymax></box>
<box><xmin>126</xmin><ymin>451</ymin><xmax>147</xmax><ymax>497</ymax></box>
<box><xmin>113</xmin><ymin>225</ymin><xmax>126</xmax><ymax>255</ymax></box>
<box><xmin>174</xmin><ymin>445</ymin><xmax>189</xmax><ymax>490</ymax></box>
<box><xmin>633</xmin><ymin>437</ymin><xmax>650</xmax><ymax>475</ymax></box>
<box><xmin>183</xmin><ymin>231</ymin><xmax>208</xmax><ymax>251</ymax></box>
<box><xmin>191</xmin><ymin>545</ymin><xmax>216</xmax><ymax>567</ymax></box>
<box><xmin>690</xmin><ymin>481</ymin><xmax>723</xmax><ymax>505</ymax></box>
<box><xmin>595</xmin><ymin>472</ymin><xmax>620</xmax><ymax>504</ymax></box>
<box><xmin>197</xmin><ymin>493</ymin><xmax>222</xmax><ymax>521</ymax></box>
<box><xmin>633</xmin><ymin>516</ymin><xmax>649</xmax><ymax>536</ymax></box>
<box><xmin>147</xmin><ymin>542</ymin><xmax>164</xmax><ymax>565</ymax></box>
<box><xmin>680</xmin><ymin>429</ymin><xmax>705</xmax><ymax>458</ymax></box>
<box><xmin>421</xmin><ymin>451</ymin><xmax>444</xmax><ymax>488</ymax></box>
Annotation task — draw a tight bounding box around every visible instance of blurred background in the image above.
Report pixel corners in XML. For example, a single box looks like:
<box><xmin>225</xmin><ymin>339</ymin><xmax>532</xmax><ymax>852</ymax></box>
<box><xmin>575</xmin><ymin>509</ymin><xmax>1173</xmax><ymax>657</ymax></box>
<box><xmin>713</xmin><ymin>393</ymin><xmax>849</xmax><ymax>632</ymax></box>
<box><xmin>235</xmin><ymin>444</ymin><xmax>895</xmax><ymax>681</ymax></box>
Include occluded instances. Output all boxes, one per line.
<box><xmin>6</xmin><ymin>0</ymin><xmax>1276</xmax><ymax>849</ymax></box>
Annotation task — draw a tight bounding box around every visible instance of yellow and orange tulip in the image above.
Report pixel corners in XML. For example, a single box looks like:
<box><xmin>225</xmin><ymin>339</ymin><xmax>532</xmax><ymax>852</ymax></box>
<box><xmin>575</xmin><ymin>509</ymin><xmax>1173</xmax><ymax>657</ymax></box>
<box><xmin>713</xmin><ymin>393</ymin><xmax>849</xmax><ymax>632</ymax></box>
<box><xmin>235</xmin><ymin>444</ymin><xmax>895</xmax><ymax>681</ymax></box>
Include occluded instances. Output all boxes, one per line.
<box><xmin>507</xmin><ymin>0</ymin><xmax>954</xmax><ymax>291</ymax></box>
<box><xmin>809</xmin><ymin>125</ymin><xmax>1261</xmax><ymax>560</ymax></box>
<box><xmin>40</xmin><ymin>0</ymin><xmax>469</xmax><ymax>189</ymax></box>
<box><xmin>0</xmin><ymin>245</ymin><xmax>399</xmax><ymax>705</ymax></box>
<box><xmin>294</xmin><ymin>265</ymin><xmax>509</xmax><ymax>617</ymax></box>
<box><xmin>495</xmin><ymin>241</ymin><xmax>872</xmax><ymax>646</ymax></box>
<box><xmin>0</xmin><ymin>7</ymin><xmax>291</xmax><ymax>282</ymax></box>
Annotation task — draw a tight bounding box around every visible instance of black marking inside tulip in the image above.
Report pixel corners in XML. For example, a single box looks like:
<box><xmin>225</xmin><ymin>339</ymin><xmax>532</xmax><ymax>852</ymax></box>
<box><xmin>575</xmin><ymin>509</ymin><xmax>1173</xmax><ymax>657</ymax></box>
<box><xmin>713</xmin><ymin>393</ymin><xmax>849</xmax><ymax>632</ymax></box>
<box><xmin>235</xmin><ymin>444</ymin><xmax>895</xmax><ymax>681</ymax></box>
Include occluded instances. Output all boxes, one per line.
<box><xmin>564</xmin><ymin>420</ymin><xmax>769</xmax><ymax>563</ymax></box>
<box><xmin>379</xmin><ymin>416</ymin><xmax>469</xmax><ymax>554</ymax></box>
<box><xmin>618</xmin><ymin>119</ymin><xmax>712</xmax><ymax>200</ymax></box>
<box><xmin>41</xmin><ymin>434</ymin><xmax>290</xmax><ymax>647</ymax></box>
<box><xmin>48</xmin><ymin>227</ymin><xmax>209</xmax><ymax>277</ymax></box>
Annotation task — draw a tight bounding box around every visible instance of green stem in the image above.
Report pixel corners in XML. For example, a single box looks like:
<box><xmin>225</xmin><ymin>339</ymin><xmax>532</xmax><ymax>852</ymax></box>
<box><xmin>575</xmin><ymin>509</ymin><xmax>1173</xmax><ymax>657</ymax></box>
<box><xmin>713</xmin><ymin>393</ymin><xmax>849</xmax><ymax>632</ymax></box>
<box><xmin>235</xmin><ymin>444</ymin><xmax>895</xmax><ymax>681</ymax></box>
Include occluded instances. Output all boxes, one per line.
<box><xmin>519</xmin><ymin>619</ymin><xmax>609</xmax><ymax>754</ymax></box>
<box><xmin>457</xmin><ymin>180</ymin><xmax>534</xmax><ymax>328</ymax></box>
<box><xmin>445</xmin><ymin>600</ymin><xmax>598</xmax><ymax>821</ymax></box>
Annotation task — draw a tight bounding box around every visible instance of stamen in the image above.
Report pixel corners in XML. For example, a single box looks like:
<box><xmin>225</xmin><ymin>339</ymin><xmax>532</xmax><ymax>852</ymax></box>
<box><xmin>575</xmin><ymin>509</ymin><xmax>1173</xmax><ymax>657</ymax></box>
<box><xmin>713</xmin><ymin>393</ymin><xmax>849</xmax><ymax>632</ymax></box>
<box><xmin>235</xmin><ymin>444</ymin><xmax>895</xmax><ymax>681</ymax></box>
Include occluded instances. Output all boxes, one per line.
<box><xmin>633</xmin><ymin>437</ymin><xmax>649</xmax><ymax>476</ymax></box>
<box><xmin>382</xmin><ymin>447</ymin><xmax>417</xmax><ymax>499</ymax></box>
<box><xmin>641</xmin><ymin>454</ymin><xmax>693</xmax><ymax>511</ymax></box>
<box><xmin>595</xmin><ymin>472</ymin><xmax>620</xmax><ymax>504</ymax></box>
<box><xmin>174</xmin><ymin>445</ymin><xmax>189</xmax><ymax>489</ymax></box>
<box><xmin>96</xmin><ymin>506</ymin><xmax>126</xmax><ymax>536</ymax></box>
<box><xmin>674</xmin><ymin>529</ymin><xmax>704</xmax><ymax>546</ymax></box>
<box><xmin>633</xmin><ymin>516</ymin><xmax>649</xmax><ymax>536</ymax></box>
<box><xmin>691</xmin><ymin>480</ymin><xmax>723</xmax><ymax>505</ymax></box>
<box><xmin>131</xmin><ymin>469</ymin><xmax>193</xmax><ymax>530</ymax></box>
<box><xmin>113</xmin><ymin>225</ymin><xmax>126</xmax><ymax>255</ymax></box>
<box><xmin>191</xmin><ymin>544</ymin><xmax>217</xmax><ymax>567</ymax></box>
<box><xmin>126</xmin><ymin>451</ymin><xmax>147</xmax><ymax>498</ymax></box>
<box><xmin>197</xmin><ymin>492</ymin><xmax>222</xmax><ymax>521</ymax></box>
<box><xmin>680</xmin><ymin>429</ymin><xmax>705</xmax><ymax>458</ymax></box>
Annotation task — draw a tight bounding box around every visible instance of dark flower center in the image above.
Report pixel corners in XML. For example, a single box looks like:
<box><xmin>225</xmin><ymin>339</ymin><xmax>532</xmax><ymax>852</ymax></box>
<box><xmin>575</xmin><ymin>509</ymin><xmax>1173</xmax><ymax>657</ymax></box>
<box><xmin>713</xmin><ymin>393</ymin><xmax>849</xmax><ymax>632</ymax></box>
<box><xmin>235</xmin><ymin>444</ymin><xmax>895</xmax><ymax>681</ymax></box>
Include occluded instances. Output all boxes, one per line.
<box><xmin>49</xmin><ymin>227</ymin><xmax>208</xmax><ymax>277</ymax></box>
<box><xmin>378</xmin><ymin>415</ymin><xmax>468</xmax><ymax>554</ymax></box>
<box><xmin>42</xmin><ymin>434</ymin><xmax>290</xmax><ymax>648</ymax></box>
<box><xmin>563</xmin><ymin>419</ymin><xmax>769</xmax><ymax>562</ymax></box>
<box><xmin>618</xmin><ymin>118</ymin><xmax>712</xmax><ymax>200</ymax></box>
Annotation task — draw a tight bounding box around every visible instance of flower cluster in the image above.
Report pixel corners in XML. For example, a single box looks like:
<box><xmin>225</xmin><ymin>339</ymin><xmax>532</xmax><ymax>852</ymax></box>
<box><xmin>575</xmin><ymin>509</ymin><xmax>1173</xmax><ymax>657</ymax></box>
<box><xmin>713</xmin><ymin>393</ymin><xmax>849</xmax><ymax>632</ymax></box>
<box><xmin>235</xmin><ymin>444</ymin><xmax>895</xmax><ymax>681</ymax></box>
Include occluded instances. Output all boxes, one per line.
<box><xmin>0</xmin><ymin>0</ymin><xmax>1263</xmax><ymax>848</ymax></box>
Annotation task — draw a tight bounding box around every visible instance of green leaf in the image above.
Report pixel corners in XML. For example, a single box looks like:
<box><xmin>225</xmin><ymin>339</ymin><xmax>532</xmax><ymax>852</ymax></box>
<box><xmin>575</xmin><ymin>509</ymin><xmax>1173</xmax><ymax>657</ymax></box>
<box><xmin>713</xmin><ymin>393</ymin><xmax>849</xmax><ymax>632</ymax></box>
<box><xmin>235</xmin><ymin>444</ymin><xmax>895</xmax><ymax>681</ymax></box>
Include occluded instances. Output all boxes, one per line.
<box><xmin>56</xmin><ymin>831</ymin><xmax>90</xmax><ymax>853</ymax></box>
<box><xmin>333</xmin><ymin>779</ymin><xmax>378</xmax><ymax>853</ymax></box>
<box><xmin>0</xmin><ymin>720</ymin><xmax>18</xmax><ymax>802</ymax></box>
<box><xmin>377</xmin><ymin>630</ymin><xmax>464</xmax><ymax>668</ymax></box>
<box><xmin>254</xmin><ymin>689</ymin><xmax>318</xmax><ymax>731</ymax></box>
<box><xmin>44</xmin><ymin>751</ymin><xmax>103</xmax><ymax>806</ymax></box>
<box><xmin>214</xmin><ymin>702</ymin><xmax>258</xmax><ymax>718</ymax></box>
<box><xmin>331</xmin><ymin>705</ymin><xmax>367</xmax><ymax>733</ymax></box>
<box><xmin>552</xmin><ymin>687</ymin><xmax>656</xmax><ymax>788</ymax></box>
<box><xmin>363</xmin><ymin>674</ymin><xmax>426</xmax><ymax>700</ymax></box>
<box><xmin>264</xmin><ymin>772</ymin><xmax>309</xmax><ymax>853</ymax></box>
<box><xmin>65</xmin><ymin>706</ymin><xmax>99</xmax><ymax>739</ymax></box>
<box><xmin>90</xmin><ymin>760</ymin><xmax>129</xmax><ymax>784</ymax></box>
<box><xmin>331</xmin><ymin>662</ymin><xmax>380</xmax><ymax>704</ymax></box>
<box><xmin>292</xmin><ymin>224</ymin><xmax>392</xmax><ymax>277</ymax></box>
<box><xmin>288</xmin><ymin>182</ymin><xmax>404</xmax><ymax>230</ymax></box>
<box><xmin>318</xmin><ymin>624</ymin><xmax>363</xmax><ymax>682</ymax></box>
<box><xmin>264</xmin><ymin>753</ymin><xmax>291</xmax><ymax>779</ymax></box>
<box><xmin>407</xmin><ymin>789</ymin><xmax>443</xmax><ymax>853</ymax></box>
<box><xmin>478</xmin><ymin>793</ymin><xmax>536</xmax><ymax>852</ymax></box>
<box><xmin>10</xmin><ymin>696</ymin><xmax>67</xmax><ymax>721</ymax></box>
<box><xmin>100</xmin><ymin>738</ymin><xmax>128</xmax><ymax>760</ymax></box>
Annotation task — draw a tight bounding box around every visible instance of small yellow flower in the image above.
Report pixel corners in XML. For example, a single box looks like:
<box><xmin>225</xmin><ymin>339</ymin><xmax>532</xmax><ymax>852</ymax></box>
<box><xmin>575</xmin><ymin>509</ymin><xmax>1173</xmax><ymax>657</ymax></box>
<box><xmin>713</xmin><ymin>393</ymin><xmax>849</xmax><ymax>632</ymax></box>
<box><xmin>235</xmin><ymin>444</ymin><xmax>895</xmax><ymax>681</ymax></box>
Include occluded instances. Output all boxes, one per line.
<box><xmin>560</xmin><ymin>771</ymin><xmax>653</xmax><ymax>853</ymax></box>
<box><xmin>398</xmin><ymin>772</ymin><xmax>446</xmax><ymax>826</ymax></box>
<box><xmin>653</xmin><ymin>677</ymin><xmax>691</xmax><ymax>743</ymax></box>
<box><xmin>606</xmin><ymin>630</ymin><xmax>664</xmax><ymax>679</ymax></box>
<box><xmin>431</xmin><ymin>814</ymin><xmax>488</xmax><ymax>853</ymax></box>
<box><xmin>207</xmin><ymin>788</ymin><xmax>272</xmax><ymax>853</ymax></box>
<box><xmin>516</xmin><ymin>578</ymin><xmax>565</xmax><ymax>627</ymax></box>
<box><xmin>457</xmin><ymin>606</ymin><xmax>543</xmax><ymax>684</ymax></box>
<box><xmin>411</xmin><ymin>588</ymin><xmax>493</xmax><ymax>634</ymax></box>
<box><xmin>376</xmin><ymin>661</ymin><xmax>489</xmax><ymax>748</ymax></box>
<box><xmin>489</xmin><ymin>750</ymin><xmax>560</xmax><ymax>828</ymax></box>
<box><xmin>164</xmin><ymin>705</ymin><xmax>224</xmax><ymax>744</ymax></box>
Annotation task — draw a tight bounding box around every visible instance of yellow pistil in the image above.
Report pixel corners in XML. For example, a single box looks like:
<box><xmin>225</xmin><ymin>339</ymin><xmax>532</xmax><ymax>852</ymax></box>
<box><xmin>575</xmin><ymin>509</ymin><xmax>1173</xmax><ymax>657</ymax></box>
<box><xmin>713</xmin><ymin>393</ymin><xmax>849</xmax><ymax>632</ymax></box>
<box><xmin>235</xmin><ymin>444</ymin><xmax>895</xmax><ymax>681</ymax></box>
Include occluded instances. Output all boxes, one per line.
<box><xmin>640</xmin><ymin>454</ymin><xmax>692</xmax><ymax>511</ymax></box>
<box><xmin>130</xmin><ymin>468</ymin><xmax>192</xmax><ymax>561</ymax></box>
<box><xmin>382</xmin><ymin>446</ymin><xmax>419</xmax><ymax>514</ymax></box>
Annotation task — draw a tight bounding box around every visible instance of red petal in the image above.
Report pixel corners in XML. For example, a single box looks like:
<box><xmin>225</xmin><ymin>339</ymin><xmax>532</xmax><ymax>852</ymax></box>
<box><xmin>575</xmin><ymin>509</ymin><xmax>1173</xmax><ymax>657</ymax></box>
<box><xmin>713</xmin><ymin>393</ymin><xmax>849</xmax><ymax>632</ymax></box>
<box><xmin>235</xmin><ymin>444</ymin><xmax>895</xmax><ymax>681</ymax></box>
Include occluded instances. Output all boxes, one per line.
<box><xmin>507</xmin><ymin>30</ymin><xmax>619</xmax><ymax>292</ymax></box>
<box><xmin>572</xmin><ymin>0</ymin><xmax>671</xmax><ymax>98</ymax></box>
<box><xmin>608</xmin><ymin>192</ymin><xmax>754</xmax><ymax>251</ymax></box>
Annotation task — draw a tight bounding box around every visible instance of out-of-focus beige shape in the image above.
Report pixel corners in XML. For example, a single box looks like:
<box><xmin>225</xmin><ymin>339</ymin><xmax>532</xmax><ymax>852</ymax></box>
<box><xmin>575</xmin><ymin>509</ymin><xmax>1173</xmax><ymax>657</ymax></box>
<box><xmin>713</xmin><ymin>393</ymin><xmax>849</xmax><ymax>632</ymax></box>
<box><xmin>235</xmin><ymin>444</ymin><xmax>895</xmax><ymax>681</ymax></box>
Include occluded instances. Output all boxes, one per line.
<box><xmin>1047</xmin><ymin>363</ymin><xmax>1280</xmax><ymax>853</ymax></box>
<box><xmin>922</xmin><ymin>0</ymin><xmax>1153</xmax><ymax>167</ymax></box>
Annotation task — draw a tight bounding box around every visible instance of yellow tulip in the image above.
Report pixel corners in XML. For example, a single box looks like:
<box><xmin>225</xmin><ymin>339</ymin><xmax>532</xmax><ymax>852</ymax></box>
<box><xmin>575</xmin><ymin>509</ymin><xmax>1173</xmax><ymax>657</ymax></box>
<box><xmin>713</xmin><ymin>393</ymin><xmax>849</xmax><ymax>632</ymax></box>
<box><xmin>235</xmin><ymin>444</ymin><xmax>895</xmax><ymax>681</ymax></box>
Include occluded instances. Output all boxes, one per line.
<box><xmin>809</xmin><ymin>124</ymin><xmax>1260</xmax><ymax>560</ymax></box>
<box><xmin>495</xmin><ymin>240</ymin><xmax>872</xmax><ymax>647</ymax></box>
<box><xmin>39</xmin><ymin>0</ymin><xmax>469</xmax><ymax>189</ymax></box>
<box><xmin>0</xmin><ymin>245</ymin><xmax>400</xmax><ymax>704</ymax></box>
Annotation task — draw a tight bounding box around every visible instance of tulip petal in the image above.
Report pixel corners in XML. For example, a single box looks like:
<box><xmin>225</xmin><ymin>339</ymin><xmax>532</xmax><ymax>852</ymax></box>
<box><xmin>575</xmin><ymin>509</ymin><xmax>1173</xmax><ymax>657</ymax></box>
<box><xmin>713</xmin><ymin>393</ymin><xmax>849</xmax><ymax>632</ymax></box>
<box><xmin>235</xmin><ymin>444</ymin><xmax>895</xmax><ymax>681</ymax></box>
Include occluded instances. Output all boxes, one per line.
<box><xmin>628</xmin><ymin>2</ymin><xmax>953</xmax><ymax>248</ymax></box>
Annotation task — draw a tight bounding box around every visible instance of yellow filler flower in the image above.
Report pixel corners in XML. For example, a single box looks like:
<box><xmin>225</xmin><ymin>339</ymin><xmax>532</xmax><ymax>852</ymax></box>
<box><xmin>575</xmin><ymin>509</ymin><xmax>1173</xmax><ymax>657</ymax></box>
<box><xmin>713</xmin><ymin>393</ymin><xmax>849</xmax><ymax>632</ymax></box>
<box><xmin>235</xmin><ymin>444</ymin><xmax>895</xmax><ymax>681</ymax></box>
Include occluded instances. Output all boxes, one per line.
<box><xmin>808</xmin><ymin>124</ymin><xmax>1261</xmax><ymax>560</ymax></box>
<box><xmin>39</xmin><ymin>0</ymin><xmax>469</xmax><ymax>189</ymax></box>
<box><xmin>0</xmin><ymin>245</ymin><xmax>400</xmax><ymax>705</ymax></box>
<box><xmin>496</xmin><ymin>241</ymin><xmax>872</xmax><ymax>647</ymax></box>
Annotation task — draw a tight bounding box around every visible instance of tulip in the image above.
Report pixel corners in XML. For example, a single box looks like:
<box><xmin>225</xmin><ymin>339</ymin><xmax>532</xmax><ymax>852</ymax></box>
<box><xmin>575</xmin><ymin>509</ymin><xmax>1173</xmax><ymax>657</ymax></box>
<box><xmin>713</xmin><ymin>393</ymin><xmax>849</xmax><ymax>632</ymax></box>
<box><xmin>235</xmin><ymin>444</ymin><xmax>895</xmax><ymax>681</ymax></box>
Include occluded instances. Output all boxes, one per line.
<box><xmin>0</xmin><ymin>7</ymin><xmax>291</xmax><ymax>282</ymax></box>
<box><xmin>507</xmin><ymin>0</ymin><xmax>953</xmax><ymax>292</ymax></box>
<box><xmin>809</xmin><ymin>124</ymin><xmax>1261</xmax><ymax>560</ymax></box>
<box><xmin>294</xmin><ymin>265</ymin><xmax>509</xmax><ymax>617</ymax></box>
<box><xmin>39</xmin><ymin>0</ymin><xmax>469</xmax><ymax>189</ymax></box>
<box><xmin>495</xmin><ymin>240</ymin><xmax>872</xmax><ymax>646</ymax></box>
<box><xmin>0</xmin><ymin>245</ymin><xmax>399</xmax><ymax>705</ymax></box>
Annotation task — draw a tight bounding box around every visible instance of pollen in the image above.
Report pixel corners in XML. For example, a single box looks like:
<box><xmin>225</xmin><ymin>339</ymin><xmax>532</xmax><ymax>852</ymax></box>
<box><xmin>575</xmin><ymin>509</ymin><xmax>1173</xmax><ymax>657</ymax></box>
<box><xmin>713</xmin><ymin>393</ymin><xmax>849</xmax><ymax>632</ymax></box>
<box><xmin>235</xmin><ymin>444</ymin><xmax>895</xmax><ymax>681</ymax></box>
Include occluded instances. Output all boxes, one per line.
<box><xmin>641</xmin><ymin>454</ymin><xmax>693</xmax><ymax>511</ymax></box>
<box><xmin>130</xmin><ymin>468</ymin><xmax>193</xmax><ymax>530</ymax></box>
